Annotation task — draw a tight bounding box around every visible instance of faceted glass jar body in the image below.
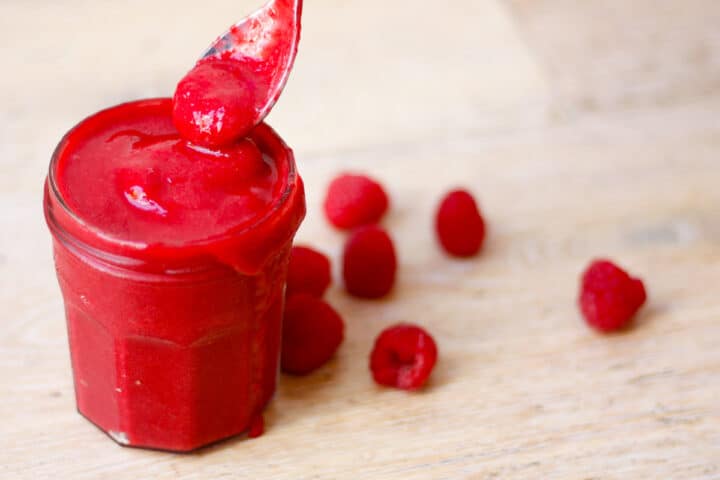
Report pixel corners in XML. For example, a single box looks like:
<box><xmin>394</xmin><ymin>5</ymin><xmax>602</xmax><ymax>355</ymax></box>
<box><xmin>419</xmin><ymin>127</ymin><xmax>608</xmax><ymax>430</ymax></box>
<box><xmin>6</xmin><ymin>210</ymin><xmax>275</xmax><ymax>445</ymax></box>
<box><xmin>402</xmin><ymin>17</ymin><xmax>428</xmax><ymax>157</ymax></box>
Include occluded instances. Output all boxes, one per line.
<box><xmin>44</xmin><ymin>99</ymin><xmax>305</xmax><ymax>451</ymax></box>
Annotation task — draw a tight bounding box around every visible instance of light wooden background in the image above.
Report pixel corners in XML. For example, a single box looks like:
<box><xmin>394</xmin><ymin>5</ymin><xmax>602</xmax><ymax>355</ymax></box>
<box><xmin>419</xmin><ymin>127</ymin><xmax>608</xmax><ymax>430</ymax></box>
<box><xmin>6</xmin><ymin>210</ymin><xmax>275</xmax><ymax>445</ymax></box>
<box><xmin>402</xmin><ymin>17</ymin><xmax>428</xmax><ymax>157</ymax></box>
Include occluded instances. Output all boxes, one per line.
<box><xmin>2</xmin><ymin>1</ymin><xmax>720</xmax><ymax>478</ymax></box>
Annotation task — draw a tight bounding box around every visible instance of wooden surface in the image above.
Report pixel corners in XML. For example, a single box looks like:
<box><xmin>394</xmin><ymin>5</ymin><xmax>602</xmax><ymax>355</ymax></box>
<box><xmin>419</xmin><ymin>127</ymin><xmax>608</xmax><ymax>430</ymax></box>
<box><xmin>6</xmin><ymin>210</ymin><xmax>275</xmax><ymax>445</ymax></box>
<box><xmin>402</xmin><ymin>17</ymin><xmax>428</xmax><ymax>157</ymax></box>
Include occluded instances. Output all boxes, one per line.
<box><xmin>2</xmin><ymin>0</ymin><xmax>720</xmax><ymax>478</ymax></box>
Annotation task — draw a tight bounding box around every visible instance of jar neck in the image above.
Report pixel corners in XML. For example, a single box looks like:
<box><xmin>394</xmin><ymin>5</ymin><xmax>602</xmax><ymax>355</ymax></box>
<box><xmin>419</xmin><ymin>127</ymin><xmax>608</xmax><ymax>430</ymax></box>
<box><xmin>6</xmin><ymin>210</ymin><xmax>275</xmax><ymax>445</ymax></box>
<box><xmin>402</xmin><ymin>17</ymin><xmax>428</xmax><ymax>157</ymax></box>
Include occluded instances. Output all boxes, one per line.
<box><xmin>44</xmin><ymin>99</ymin><xmax>306</xmax><ymax>277</ymax></box>
<box><xmin>45</xmin><ymin>182</ymin><xmax>235</xmax><ymax>280</ymax></box>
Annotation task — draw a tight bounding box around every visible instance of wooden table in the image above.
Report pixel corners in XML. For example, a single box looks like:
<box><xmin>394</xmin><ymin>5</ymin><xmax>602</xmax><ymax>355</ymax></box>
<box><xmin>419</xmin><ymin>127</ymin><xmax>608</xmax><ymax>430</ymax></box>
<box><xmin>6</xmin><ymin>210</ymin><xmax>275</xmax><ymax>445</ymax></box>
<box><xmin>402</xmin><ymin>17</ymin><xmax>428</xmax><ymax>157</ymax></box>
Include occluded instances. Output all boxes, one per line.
<box><xmin>2</xmin><ymin>0</ymin><xmax>720</xmax><ymax>478</ymax></box>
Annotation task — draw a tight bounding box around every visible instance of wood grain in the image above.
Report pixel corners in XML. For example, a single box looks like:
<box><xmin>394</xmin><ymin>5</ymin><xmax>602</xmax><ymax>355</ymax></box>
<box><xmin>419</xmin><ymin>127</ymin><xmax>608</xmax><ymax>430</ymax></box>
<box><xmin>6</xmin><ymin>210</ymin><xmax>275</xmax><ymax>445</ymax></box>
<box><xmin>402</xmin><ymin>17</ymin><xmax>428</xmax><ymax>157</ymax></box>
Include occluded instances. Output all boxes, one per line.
<box><xmin>1</xmin><ymin>0</ymin><xmax>719</xmax><ymax>478</ymax></box>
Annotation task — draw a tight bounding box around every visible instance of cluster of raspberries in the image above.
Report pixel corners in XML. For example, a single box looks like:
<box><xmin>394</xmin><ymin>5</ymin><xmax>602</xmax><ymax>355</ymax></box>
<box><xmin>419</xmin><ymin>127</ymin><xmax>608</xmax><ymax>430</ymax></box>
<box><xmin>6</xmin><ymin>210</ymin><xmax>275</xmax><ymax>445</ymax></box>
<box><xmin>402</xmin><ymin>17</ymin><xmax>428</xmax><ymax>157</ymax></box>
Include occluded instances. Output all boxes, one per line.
<box><xmin>281</xmin><ymin>174</ymin><xmax>483</xmax><ymax>391</ymax></box>
<box><xmin>277</xmin><ymin>172</ymin><xmax>646</xmax><ymax>431</ymax></box>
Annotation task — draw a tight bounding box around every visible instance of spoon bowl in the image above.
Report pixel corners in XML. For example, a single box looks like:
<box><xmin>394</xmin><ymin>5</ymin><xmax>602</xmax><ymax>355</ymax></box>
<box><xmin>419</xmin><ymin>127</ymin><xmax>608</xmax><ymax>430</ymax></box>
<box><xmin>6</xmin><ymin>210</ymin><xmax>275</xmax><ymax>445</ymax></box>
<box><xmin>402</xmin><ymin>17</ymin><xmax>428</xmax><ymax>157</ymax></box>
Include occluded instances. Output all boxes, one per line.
<box><xmin>202</xmin><ymin>0</ymin><xmax>303</xmax><ymax>122</ymax></box>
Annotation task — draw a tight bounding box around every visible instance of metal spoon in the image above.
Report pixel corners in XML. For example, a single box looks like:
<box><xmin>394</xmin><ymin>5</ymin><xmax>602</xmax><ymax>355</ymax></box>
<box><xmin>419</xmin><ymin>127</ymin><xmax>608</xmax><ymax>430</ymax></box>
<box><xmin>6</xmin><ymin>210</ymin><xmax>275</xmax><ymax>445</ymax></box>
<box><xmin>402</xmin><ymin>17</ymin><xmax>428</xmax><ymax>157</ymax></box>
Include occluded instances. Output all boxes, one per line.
<box><xmin>202</xmin><ymin>0</ymin><xmax>303</xmax><ymax>123</ymax></box>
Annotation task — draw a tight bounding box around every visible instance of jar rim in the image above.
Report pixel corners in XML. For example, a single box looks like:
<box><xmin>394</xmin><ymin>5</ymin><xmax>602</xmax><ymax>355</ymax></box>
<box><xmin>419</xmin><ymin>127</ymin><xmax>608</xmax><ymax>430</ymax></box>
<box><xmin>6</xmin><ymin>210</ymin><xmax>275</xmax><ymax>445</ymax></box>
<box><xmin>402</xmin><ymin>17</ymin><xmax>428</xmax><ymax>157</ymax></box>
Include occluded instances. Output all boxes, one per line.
<box><xmin>46</xmin><ymin>98</ymin><xmax>300</xmax><ymax>268</ymax></box>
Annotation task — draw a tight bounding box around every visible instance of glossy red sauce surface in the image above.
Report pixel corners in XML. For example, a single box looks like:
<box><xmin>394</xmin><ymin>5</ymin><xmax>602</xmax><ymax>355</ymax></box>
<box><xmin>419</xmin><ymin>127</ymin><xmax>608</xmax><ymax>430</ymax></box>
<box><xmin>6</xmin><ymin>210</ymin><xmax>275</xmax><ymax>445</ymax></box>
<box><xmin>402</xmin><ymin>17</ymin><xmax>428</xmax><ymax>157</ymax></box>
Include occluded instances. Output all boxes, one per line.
<box><xmin>55</xmin><ymin>99</ymin><xmax>281</xmax><ymax>247</ymax></box>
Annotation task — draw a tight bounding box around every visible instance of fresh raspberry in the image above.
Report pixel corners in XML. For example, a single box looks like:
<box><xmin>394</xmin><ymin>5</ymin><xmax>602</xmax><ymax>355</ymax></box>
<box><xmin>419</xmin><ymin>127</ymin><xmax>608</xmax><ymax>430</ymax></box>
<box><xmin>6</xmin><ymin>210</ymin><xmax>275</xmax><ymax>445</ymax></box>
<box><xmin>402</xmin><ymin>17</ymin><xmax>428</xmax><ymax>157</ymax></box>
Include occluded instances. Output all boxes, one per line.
<box><xmin>579</xmin><ymin>259</ymin><xmax>647</xmax><ymax>333</ymax></box>
<box><xmin>324</xmin><ymin>173</ymin><xmax>389</xmax><ymax>229</ymax></box>
<box><xmin>281</xmin><ymin>294</ymin><xmax>344</xmax><ymax>375</ymax></box>
<box><xmin>370</xmin><ymin>324</ymin><xmax>438</xmax><ymax>390</ymax></box>
<box><xmin>342</xmin><ymin>225</ymin><xmax>397</xmax><ymax>299</ymax></box>
<box><xmin>286</xmin><ymin>246</ymin><xmax>332</xmax><ymax>298</ymax></box>
<box><xmin>248</xmin><ymin>413</ymin><xmax>265</xmax><ymax>439</ymax></box>
<box><xmin>435</xmin><ymin>189</ymin><xmax>486</xmax><ymax>257</ymax></box>
<box><xmin>172</xmin><ymin>58</ymin><xmax>257</xmax><ymax>147</ymax></box>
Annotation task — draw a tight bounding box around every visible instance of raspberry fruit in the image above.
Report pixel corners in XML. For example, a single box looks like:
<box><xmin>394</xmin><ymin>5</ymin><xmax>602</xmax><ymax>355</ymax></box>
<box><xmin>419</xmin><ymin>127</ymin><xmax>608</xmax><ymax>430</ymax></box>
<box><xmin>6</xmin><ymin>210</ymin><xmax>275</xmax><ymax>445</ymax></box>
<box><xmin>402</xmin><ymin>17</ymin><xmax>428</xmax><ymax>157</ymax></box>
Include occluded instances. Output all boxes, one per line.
<box><xmin>579</xmin><ymin>259</ymin><xmax>647</xmax><ymax>333</ymax></box>
<box><xmin>286</xmin><ymin>246</ymin><xmax>332</xmax><ymax>298</ymax></box>
<box><xmin>281</xmin><ymin>294</ymin><xmax>344</xmax><ymax>375</ymax></box>
<box><xmin>248</xmin><ymin>413</ymin><xmax>265</xmax><ymax>439</ymax></box>
<box><xmin>435</xmin><ymin>189</ymin><xmax>486</xmax><ymax>257</ymax></box>
<box><xmin>370</xmin><ymin>324</ymin><xmax>438</xmax><ymax>390</ymax></box>
<box><xmin>324</xmin><ymin>173</ymin><xmax>389</xmax><ymax>229</ymax></box>
<box><xmin>342</xmin><ymin>225</ymin><xmax>397</xmax><ymax>299</ymax></box>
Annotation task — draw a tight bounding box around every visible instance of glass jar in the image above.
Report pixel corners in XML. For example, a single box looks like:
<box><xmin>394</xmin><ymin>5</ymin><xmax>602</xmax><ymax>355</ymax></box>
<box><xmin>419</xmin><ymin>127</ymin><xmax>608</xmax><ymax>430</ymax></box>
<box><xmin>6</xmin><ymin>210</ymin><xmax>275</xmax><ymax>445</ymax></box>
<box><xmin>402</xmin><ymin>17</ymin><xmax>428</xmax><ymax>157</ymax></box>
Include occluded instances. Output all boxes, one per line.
<box><xmin>44</xmin><ymin>99</ymin><xmax>305</xmax><ymax>451</ymax></box>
